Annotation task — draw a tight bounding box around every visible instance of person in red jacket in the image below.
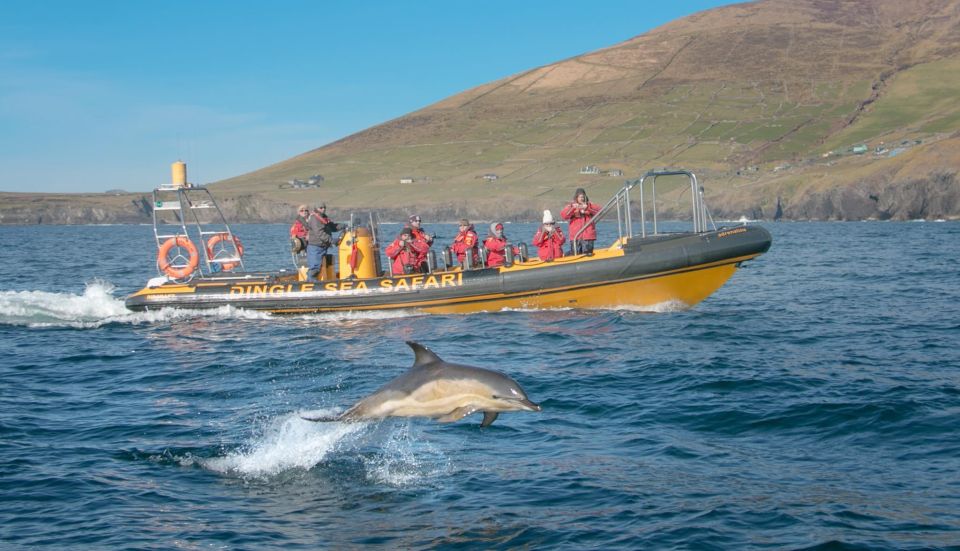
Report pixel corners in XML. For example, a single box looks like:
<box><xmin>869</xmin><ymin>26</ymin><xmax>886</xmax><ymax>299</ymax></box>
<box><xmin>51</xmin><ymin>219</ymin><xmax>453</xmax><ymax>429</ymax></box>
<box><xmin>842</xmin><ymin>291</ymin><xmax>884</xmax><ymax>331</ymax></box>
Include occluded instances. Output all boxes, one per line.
<box><xmin>560</xmin><ymin>187</ymin><xmax>601</xmax><ymax>255</ymax></box>
<box><xmin>483</xmin><ymin>222</ymin><xmax>519</xmax><ymax>268</ymax></box>
<box><xmin>405</xmin><ymin>214</ymin><xmax>434</xmax><ymax>272</ymax></box>
<box><xmin>385</xmin><ymin>227</ymin><xmax>429</xmax><ymax>275</ymax></box>
<box><xmin>289</xmin><ymin>204</ymin><xmax>310</xmax><ymax>261</ymax></box>
<box><xmin>533</xmin><ymin>209</ymin><xmax>565</xmax><ymax>261</ymax></box>
<box><xmin>450</xmin><ymin>218</ymin><xmax>479</xmax><ymax>266</ymax></box>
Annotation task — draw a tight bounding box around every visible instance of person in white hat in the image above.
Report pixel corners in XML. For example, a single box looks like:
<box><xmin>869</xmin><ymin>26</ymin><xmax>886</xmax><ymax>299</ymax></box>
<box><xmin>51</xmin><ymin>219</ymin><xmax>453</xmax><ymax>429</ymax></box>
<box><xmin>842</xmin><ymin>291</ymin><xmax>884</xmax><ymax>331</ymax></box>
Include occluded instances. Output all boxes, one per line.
<box><xmin>532</xmin><ymin>209</ymin><xmax>565</xmax><ymax>261</ymax></box>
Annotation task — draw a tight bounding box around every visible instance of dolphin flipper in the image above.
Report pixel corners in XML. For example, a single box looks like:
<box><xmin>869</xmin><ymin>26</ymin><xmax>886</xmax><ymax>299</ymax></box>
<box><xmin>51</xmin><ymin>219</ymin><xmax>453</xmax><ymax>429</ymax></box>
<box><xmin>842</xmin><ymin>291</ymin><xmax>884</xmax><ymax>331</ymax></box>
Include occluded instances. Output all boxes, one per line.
<box><xmin>480</xmin><ymin>412</ymin><xmax>499</xmax><ymax>427</ymax></box>
<box><xmin>435</xmin><ymin>405</ymin><xmax>478</xmax><ymax>423</ymax></box>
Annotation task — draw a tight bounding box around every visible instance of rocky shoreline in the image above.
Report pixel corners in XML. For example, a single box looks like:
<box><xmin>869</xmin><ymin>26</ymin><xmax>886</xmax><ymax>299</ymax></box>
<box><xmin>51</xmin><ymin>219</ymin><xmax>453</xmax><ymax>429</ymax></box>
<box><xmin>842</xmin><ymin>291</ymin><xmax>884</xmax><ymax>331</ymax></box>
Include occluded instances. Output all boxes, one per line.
<box><xmin>1</xmin><ymin>172</ymin><xmax>957</xmax><ymax>225</ymax></box>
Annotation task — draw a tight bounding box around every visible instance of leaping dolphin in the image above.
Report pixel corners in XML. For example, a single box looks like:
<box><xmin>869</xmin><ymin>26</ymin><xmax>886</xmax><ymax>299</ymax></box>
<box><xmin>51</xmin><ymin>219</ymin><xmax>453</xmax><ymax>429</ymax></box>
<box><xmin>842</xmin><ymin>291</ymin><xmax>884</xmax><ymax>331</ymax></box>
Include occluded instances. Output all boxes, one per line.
<box><xmin>301</xmin><ymin>341</ymin><xmax>541</xmax><ymax>427</ymax></box>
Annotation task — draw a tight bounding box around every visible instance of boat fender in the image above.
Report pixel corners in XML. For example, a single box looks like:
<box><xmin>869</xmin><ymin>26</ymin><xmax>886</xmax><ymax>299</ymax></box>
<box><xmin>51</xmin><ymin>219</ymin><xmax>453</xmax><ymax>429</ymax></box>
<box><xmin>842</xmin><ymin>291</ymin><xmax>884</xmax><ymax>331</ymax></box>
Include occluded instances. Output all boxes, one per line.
<box><xmin>157</xmin><ymin>236</ymin><xmax>200</xmax><ymax>280</ymax></box>
<box><xmin>206</xmin><ymin>233</ymin><xmax>244</xmax><ymax>271</ymax></box>
<box><xmin>504</xmin><ymin>246</ymin><xmax>514</xmax><ymax>267</ymax></box>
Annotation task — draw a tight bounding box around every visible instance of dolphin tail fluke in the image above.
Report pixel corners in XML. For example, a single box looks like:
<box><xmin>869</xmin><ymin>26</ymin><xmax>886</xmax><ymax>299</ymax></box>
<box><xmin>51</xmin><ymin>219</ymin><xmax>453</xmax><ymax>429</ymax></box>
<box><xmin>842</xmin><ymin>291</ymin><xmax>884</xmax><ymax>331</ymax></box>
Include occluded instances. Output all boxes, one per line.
<box><xmin>480</xmin><ymin>412</ymin><xmax>499</xmax><ymax>427</ymax></box>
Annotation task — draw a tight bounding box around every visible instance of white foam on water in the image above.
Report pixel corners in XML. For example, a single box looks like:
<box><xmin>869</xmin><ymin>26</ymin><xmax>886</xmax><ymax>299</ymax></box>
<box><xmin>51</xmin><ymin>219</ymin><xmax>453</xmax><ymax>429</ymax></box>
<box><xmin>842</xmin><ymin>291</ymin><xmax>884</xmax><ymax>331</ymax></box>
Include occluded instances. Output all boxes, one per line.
<box><xmin>292</xmin><ymin>309</ymin><xmax>424</xmax><ymax>322</ymax></box>
<box><xmin>203</xmin><ymin>410</ymin><xmax>366</xmax><ymax>477</ymax></box>
<box><xmin>606</xmin><ymin>299</ymin><xmax>691</xmax><ymax>313</ymax></box>
<box><xmin>0</xmin><ymin>281</ymin><xmax>272</xmax><ymax>328</ymax></box>
<box><xmin>499</xmin><ymin>300</ymin><xmax>689</xmax><ymax>314</ymax></box>
<box><xmin>498</xmin><ymin>306</ymin><xmax>574</xmax><ymax>313</ymax></box>
<box><xmin>361</xmin><ymin>422</ymin><xmax>451</xmax><ymax>487</ymax></box>
<box><xmin>203</xmin><ymin>412</ymin><xmax>451</xmax><ymax>485</ymax></box>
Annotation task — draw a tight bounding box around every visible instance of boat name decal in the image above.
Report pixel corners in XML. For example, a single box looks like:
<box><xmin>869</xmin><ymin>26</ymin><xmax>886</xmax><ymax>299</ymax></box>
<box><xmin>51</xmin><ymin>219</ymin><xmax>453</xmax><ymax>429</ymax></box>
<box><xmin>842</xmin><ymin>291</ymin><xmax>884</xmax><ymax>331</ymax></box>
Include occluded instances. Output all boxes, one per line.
<box><xmin>228</xmin><ymin>273</ymin><xmax>463</xmax><ymax>297</ymax></box>
<box><xmin>718</xmin><ymin>227</ymin><xmax>748</xmax><ymax>238</ymax></box>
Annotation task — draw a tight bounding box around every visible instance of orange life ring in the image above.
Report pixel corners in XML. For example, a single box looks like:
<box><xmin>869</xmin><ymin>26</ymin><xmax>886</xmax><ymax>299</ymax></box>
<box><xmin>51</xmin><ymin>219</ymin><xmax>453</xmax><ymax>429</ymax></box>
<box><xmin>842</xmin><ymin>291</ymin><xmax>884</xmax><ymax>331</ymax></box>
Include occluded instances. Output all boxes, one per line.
<box><xmin>206</xmin><ymin>233</ymin><xmax>244</xmax><ymax>271</ymax></box>
<box><xmin>157</xmin><ymin>236</ymin><xmax>200</xmax><ymax>279</ymax></box>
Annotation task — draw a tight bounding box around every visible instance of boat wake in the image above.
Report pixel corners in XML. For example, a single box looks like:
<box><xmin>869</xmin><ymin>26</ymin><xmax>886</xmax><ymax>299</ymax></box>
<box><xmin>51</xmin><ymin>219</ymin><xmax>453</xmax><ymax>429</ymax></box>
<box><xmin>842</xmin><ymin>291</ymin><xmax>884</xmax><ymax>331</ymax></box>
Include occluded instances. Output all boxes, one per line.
<box><xmin>500</xmin><ymin>300</ymin><xmax>689</xmax><ymax>314</ymax></box>
<box><xmin>0</xmin><ymin>281</ymin><xmax>271</xmax><ymax>328</ymax></box>
<box><xmin>610</xmin><ymin>299</ymin><xmax>690</xmax><ymax>313</ymax></box>
<box><xmin>292</xmin><ymin>309</ymin><xmax>425</xmax><ymax>322</ymax></box>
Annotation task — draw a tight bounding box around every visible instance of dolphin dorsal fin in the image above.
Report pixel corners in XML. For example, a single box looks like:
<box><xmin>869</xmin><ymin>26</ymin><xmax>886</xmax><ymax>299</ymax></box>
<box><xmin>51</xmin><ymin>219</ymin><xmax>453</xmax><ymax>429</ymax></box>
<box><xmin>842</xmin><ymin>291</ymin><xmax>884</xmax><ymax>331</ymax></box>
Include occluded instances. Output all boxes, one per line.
<box><xmin>406</xmin><ymin>341</ymin><xmax>443</xmax><ymax>368</ymax></box>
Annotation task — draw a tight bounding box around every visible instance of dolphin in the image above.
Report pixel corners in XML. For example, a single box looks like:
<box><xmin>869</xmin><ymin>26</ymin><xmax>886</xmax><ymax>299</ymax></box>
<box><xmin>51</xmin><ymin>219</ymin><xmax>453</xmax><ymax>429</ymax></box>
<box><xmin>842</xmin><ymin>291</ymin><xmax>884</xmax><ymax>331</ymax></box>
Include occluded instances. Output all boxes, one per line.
<box><xmin>301</xmin><ymin>341</ymin><xmax>541</xmax><ymax>427</ymax></box>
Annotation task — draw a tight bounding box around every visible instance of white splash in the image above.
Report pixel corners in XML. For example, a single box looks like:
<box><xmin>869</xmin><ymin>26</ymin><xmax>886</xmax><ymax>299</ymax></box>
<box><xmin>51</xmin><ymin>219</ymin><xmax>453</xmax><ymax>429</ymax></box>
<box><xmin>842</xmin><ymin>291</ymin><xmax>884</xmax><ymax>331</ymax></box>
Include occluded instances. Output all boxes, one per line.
<box><xmin>0</xmin><ymin>281</ymin><xmax>272</xmax><ymax>328</ymax></box>
<box><xmin>203</xmin><ymin>412</ymin><xmax>450</xmax><ymax>485</ymax></box>
<box><xmin>203</xmin><ymin>410</ymin><xmax>365</xmax><ymax>477</ymax></box>
<box><xmin>361</xmin><ymin>422</ymin><xmax>451</xmax><ymax>487</ymax></box>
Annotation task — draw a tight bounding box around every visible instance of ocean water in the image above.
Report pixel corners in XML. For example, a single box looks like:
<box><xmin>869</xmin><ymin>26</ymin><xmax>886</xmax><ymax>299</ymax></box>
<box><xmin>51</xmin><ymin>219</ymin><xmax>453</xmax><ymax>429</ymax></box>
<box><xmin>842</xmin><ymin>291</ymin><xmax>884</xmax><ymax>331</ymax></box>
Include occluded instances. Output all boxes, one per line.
<box><xmin>1</xmin><ymin>221</ymin><xmax>958</xmax><ymax>549</ymax></box>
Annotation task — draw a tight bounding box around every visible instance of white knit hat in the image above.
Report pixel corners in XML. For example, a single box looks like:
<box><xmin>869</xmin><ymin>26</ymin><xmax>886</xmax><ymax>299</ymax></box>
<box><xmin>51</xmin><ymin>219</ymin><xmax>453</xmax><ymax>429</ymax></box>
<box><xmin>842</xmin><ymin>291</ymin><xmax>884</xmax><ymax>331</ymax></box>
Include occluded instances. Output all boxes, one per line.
<box><xmin>542</xmin><ymin>209</ymin><xmax>555</xmax><ymax>224</ymax></box>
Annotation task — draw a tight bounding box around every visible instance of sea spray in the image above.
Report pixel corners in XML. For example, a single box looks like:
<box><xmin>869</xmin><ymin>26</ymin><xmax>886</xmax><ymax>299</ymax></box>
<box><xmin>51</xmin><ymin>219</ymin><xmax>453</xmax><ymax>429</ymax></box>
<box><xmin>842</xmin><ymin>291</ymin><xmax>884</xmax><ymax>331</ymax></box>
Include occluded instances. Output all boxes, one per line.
<box><xmin>202</xmin><ymin>411</ymin><xmax>365</xmax><ymax>477</ymax></box>
<box><xmin>360</xmin><ymin>421</ymin><xmax>452</xmax><ymax>487</ymax></box>
<box><xmin>0</xmin><ymin>281</ymin><xmax>273</xmax><ymax>328</ymax></box>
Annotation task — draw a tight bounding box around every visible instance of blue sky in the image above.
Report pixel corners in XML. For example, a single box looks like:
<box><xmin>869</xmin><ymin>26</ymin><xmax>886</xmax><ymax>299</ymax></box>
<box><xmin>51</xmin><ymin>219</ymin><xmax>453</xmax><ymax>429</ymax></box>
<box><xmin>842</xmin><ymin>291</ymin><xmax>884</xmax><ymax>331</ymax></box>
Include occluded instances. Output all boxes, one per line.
<box><xmin>0</xmin><ymin>0</ymin><xmax>735</xmax><ymax>193</ymax></box>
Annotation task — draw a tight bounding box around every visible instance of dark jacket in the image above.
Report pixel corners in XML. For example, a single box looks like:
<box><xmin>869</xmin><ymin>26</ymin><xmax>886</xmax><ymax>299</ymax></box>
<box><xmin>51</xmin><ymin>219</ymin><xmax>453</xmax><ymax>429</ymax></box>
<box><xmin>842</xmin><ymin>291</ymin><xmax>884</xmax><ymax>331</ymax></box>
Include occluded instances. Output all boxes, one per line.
<box><xmin>307</xmin><ymin>213</ymin><xmax>344</xmax><ymax>247</ymax></box>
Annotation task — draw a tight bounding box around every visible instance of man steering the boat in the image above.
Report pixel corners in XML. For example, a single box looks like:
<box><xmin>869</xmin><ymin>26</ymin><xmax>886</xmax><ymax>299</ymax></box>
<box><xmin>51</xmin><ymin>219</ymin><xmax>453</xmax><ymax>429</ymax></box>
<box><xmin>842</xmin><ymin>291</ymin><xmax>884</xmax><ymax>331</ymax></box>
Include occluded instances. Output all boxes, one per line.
<box><xmin>306</xmin><ymin>203</ymin><xmax>345</xmax><ymax>282</ymax></box>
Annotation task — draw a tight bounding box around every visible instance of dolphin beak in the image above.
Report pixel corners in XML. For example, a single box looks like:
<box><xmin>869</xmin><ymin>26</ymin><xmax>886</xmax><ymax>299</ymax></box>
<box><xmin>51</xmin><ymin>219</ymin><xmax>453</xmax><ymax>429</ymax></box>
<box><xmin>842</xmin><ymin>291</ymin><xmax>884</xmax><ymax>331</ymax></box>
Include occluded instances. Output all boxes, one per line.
<box><xmin>520</xmin><ymin>398</ymin><xmax>542</xmax><ymax>412</ymax></box>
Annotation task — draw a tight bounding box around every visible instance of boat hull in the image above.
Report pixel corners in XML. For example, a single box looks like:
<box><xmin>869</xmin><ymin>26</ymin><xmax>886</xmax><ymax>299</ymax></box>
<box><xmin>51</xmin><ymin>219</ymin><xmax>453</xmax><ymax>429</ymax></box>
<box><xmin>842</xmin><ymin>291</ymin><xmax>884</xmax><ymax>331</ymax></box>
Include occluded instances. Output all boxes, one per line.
<box><xmin>125</xmin><ymin>226</ymin><xmax>771</xmax><ymax>314</ymax></box>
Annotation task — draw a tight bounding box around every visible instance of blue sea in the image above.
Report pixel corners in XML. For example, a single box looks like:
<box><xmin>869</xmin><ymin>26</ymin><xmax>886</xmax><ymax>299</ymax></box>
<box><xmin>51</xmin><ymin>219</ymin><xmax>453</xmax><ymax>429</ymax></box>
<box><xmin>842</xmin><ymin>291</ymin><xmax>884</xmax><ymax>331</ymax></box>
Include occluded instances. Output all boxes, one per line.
<box><xmin>1</xmin><ymin>221</ymin><xmax>958</xmax><ymax>549</ymax></box>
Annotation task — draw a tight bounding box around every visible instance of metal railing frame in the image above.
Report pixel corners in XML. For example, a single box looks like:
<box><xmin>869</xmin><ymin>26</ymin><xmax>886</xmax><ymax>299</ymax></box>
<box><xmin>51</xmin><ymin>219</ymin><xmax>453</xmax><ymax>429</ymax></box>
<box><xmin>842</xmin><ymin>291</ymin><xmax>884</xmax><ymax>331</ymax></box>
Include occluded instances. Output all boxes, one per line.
<box><xmin>152</xmin><ymin>185</ymin><xmax>244</xmax><ymax>278</ymax></box>
<box><xmin>570</xmin><ymin>169</ymin><xmax>717</xmax><ymax>253</ymax></box>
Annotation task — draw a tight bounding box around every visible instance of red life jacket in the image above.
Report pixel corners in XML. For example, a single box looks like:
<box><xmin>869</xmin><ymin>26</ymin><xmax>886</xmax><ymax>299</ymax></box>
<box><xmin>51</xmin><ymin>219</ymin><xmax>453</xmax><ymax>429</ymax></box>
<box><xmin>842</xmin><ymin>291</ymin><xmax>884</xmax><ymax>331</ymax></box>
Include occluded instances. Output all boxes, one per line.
<box><xmin>483</xmin><ymin>236</ymin><xmax>518</xmax><ymax>267</ymax></box>
<box><xmin>533</xmin><ymin>226</ymin><xmax>566</xmax><ymax>261</ymax></box>
<box><xmin>451</xmin><ymin>227</ymin><xmax>479</xmax><ymax>262</ymax></box>
<box><xmin>560</xmin><ymin>201</ymin><xmax>601</xmax><ymax>241</ymax></box>
<box><xmin>407</xmin><ymin>226</ymin><xmax>433</xmax><ymax>266</ymax></box>
<box><xmin>385</xmin><ymin>238</ymin><xmax>429</xmax><ymax>274</ymax></box>
<box><xmin>290</xmin><ymin>218</ymin><xmax>308</xmax><ymax>239</ymax></box>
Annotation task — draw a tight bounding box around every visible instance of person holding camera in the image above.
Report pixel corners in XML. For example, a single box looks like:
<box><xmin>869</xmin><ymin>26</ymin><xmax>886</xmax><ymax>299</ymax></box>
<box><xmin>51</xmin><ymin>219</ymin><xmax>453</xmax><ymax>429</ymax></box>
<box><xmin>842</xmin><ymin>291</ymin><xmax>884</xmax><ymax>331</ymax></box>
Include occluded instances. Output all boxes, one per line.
<box><xmin>483</xmin><ymin>222</ymin><xmax>519</xmax><ymax>268</ymax></box>
<box><xmin>305</xmin><ymin>203</ymin><xmax>345</xmax><ymax>282</ymax></box>
<box><xmin>450</xmin><ymin>218</ymin><xmax>479</xmax><ymax>266</ymax></box>
<box><xmin>560</xmin><ymin>187</ymin><xmax>601</xmax><ymax>255</ymax></box>
<box><xmin>386</xmin><ymin>227</ymin><xmax>429</xmax><ymax>275</ymax></box>
<box><xmin>533</xmin><ymin>210</ymin><xmax>565</xmax><ymax>261</ymax></box>
<box><xmin>406</xmin><ymin>214</ymin><xmax>434</xmax><ymax>272</ymax></box>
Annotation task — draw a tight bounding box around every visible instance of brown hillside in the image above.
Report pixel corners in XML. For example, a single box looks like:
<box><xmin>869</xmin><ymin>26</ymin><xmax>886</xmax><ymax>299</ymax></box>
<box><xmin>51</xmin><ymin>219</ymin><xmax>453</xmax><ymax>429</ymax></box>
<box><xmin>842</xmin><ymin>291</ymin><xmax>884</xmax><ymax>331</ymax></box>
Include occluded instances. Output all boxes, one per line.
<box><xmin>209</xmin><ymin>0</ymin><xmax>960</xmax><ymax>222</ymax></box>
<box><xmin>4</xmin><ymin>0</ymin><xmax>959</xmax><ymax>224</ymax></box>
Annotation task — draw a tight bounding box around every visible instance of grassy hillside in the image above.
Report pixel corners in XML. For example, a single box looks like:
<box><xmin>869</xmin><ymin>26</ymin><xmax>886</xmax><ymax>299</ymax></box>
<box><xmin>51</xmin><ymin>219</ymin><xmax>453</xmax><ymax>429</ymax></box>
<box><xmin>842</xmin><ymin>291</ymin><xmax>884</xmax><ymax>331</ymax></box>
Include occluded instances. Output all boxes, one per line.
<box><xmin>206</xmin><ymin>0</ymin><xmax>960</xmax><ymax>220</ymax></box>
<box><xmin>3</xmin><ymin>0</ymin><xmax>959</xmax><ymax>223</ymax></box>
